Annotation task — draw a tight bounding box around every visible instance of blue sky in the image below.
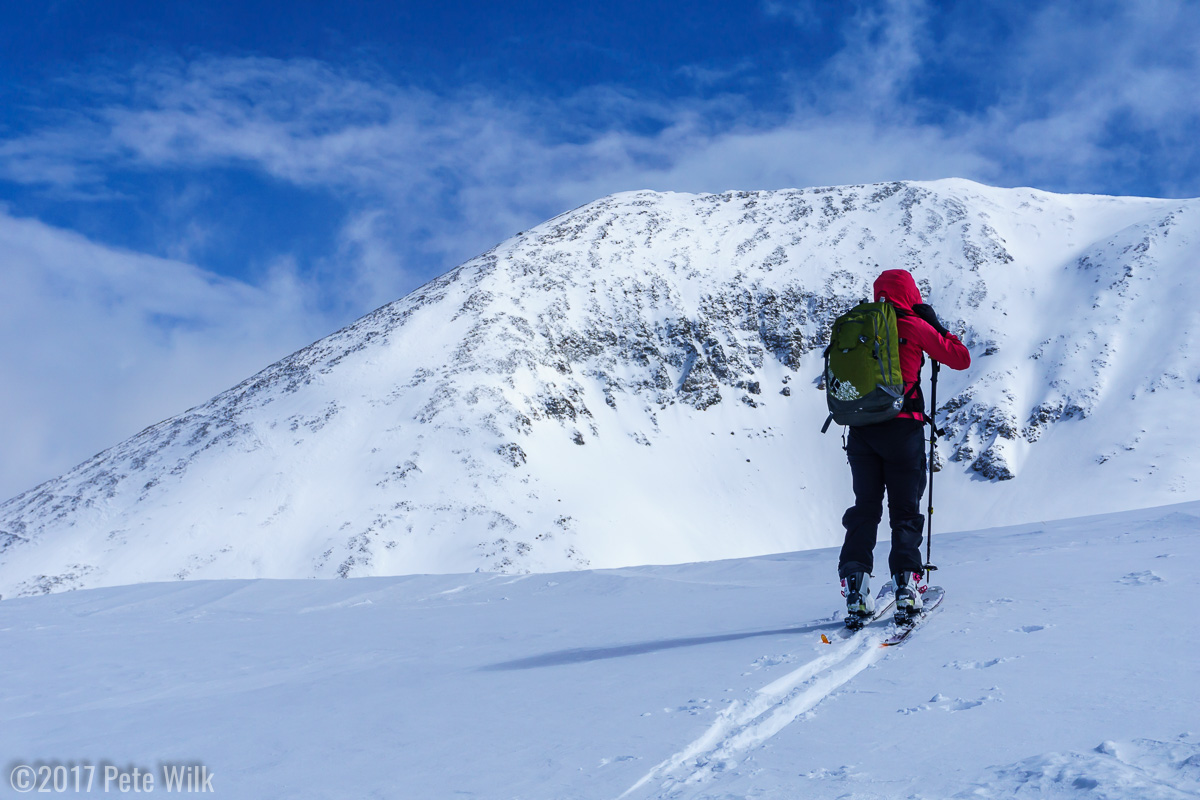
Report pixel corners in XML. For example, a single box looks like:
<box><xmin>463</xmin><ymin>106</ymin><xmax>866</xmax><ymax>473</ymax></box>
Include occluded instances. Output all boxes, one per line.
<box><xmin>2</xmin><ymin>0</ymin><xmax>1199</xmax><ymax>498</ymax></box>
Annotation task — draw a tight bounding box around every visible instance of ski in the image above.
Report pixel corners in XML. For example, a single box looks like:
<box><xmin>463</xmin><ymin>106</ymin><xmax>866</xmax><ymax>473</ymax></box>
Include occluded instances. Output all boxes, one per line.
<box><xmin>880</xmin><ymin>585</ymin><xmax>945</xmax><ymax>647</ymax></box>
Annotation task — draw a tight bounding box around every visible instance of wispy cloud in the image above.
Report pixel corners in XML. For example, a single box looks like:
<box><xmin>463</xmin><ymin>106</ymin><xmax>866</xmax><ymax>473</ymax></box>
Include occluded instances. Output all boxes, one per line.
<box><xmin>929</xmin><ymin>0</ymin><xmax>1200</xmax><ymax>194</ymax></box>
<box><xmin>6</xmin><ymin>2</ymin><xmax>1199</xmax><ymax>267</ymax></box>
<box><xmin>761</xmin><ymin>0</ymin><xmax>822</xmax><ymax>30</ymax></box>
<box><xmin>817</xmin><ymin>0</ymin><xmax>931</xmax><ymax>114</ymax></box>
<box><xmin>0</xmin><ymin>211</ymin><xmax>322</xmax><ymax>499</ymax></box>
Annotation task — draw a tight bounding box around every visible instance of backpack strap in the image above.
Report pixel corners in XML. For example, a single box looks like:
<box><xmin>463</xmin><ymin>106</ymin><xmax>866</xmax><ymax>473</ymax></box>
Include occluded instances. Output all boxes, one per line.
<box><xmin>902</xmin><ymin>381</ymin><xmax>924</xmax><ymax>415</ymax></box>
<box><xmin>820</xmin><ymin>344</ymin><xmax>834</xmax><ymax>433</ymax></box>
<box><xmin>897</xmin><ymin>334</ymin><xmax>924</xmax><ymax>415</ymax></box>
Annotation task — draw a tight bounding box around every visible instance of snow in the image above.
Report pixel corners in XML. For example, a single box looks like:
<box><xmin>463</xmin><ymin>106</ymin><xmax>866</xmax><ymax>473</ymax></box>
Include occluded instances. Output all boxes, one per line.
<box><xmin>3</xmin><ymin>178</ymin><xmax>1199</xmax><ymax>795</ymax></box>
<box><xmin>3</xmin><ymin>178</ymin><xmax>1200</xmax><ymax>597</ymax></box>
<box><xmin>4</xmin><ymin>500</ymin><xmax>1198</xmax><ymax>798</ymax></box>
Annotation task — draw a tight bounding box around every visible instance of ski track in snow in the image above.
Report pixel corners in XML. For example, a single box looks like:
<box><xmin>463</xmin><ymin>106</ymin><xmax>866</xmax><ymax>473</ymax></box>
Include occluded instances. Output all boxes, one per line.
<box><xmin>622</xmin><ymin>628</ymin><xmax>889</xmax><ymax>798</ymax></box>
<box><xmin>5</xmin><ymin>501</ymin><xmax>1200</xmax><ymax>799</ymax></box>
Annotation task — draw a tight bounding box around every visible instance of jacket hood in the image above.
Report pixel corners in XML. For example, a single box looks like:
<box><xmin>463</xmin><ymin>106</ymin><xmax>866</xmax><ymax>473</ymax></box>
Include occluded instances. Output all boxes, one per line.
<box><xmin>873</xmin><ymin>269</ymin><xmax>923</xmax><ymax>311</ymax></box>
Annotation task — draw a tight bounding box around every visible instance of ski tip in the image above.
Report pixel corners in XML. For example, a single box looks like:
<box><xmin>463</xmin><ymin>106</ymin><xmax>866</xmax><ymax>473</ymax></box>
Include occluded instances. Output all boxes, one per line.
<box><xmin>820</xmin><ymin>634</ymin><xmax>831</xmax><ymax>645</ymax></box>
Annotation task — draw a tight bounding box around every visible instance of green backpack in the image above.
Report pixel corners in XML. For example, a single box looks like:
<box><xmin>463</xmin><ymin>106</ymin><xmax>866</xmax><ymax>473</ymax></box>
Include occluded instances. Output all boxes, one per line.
<box><xmin>821</xmin><ymin>302</ymin><xmax>906</xmax><ymax>432</ymax></box>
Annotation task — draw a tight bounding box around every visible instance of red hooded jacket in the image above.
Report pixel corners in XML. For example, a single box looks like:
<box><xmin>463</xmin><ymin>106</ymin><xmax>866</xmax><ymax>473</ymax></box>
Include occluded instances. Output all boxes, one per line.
<box><xmin>873</xmin><ymin>269</ymin><xmax>971</xmax><ymax>421</ymax></box>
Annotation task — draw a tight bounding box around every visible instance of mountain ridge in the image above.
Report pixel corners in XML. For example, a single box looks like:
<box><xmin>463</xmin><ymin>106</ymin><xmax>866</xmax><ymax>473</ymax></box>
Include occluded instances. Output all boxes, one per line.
<box><xmin>2</xmin><ymin>178</ymin><xmax>1198</xmax><ymax>597</ymax></box>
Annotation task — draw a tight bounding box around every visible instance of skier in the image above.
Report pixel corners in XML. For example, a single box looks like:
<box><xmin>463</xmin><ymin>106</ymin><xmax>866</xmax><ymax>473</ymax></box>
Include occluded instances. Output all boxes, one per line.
<box><xmin>839</xmin><ymin>268</ymin><xmax>971</xmax><ymax>624</ymax></box>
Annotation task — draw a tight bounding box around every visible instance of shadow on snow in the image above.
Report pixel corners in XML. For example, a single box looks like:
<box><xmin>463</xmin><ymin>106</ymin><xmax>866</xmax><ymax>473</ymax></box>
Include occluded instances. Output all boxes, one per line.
<box><xmin>479</xmin><ymin>618</ymin><xmax>842</xmax><ymax>671</ymax></box>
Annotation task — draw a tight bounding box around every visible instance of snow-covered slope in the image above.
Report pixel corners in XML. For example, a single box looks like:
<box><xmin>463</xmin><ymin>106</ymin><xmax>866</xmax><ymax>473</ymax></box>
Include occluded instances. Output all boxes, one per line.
<box><xmin>4</xmin><ymin>502</ymin><xmax>1198</xmax><ymax>799</ymax></box>
<box><xmin>2</xmin><ymin>179</ymin><xmax>1199</xmax><ymax>596</ymax></box>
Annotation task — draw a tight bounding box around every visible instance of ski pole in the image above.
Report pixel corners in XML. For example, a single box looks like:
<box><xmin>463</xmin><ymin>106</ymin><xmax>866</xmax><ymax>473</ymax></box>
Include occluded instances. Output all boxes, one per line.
<box><xmin>925</xmin><ymin>360</ymin><xmax>941</xmax><ymax>581</ymax></box>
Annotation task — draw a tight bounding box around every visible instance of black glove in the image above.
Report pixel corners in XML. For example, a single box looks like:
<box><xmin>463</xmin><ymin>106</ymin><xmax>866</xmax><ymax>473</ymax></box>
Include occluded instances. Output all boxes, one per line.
<box><xmin>912</xmin><ymin>303</ymin><xmax>951</xmax><ymax>337</ymax></box>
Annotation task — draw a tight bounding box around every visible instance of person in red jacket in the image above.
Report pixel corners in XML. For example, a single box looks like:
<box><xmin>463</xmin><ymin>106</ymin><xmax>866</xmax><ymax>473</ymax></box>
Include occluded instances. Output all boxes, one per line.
<box><xmin>840</xmin><ymin>268</ymin><xmax>971</xmax><ymax>624</ymax></box>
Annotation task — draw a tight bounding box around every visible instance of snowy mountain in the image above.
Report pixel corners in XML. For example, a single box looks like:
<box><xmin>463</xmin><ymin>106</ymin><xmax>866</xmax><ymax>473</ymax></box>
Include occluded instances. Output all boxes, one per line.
<box><xmin>4</xmin><ymin>501</ymin><xmax>1198</xmax><ymax>798</ymax></box>
<box><xmin>2</xmin><ymin>178</ymin><xmax>1199</xmax><ymax>597</ymax></box>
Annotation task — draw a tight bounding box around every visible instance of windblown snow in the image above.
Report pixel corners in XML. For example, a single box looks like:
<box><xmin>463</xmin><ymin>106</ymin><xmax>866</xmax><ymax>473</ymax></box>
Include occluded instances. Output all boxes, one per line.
<box><xmin>2</xmin><ymin>178</ymin><xmax>1199</xmax><ymax>597</ymax></box>
<box><xmin>4</xmin><ymin>501</ymin><xmax>1198</xmax><ymax>799</ymax></box>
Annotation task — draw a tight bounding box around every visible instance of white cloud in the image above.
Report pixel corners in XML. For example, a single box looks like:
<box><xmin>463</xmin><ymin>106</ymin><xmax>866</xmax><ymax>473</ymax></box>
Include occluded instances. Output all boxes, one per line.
<box><xmin>818</xmin><ymin>0</ymin><xmax>931</xmax><ymax>114</ymax></box>
<box><xmin>0</xmin><ymin>212</ymin><xmax>327</xmax><ymax>500</ymax></box>
<box><xmin>5</xmin><ymin>5</ymin><xmax>1197</xmax><ymax>263</ymax></box>
<box><xmin>761</xmin><ymin>0</ymin><xmax>821</xmax><ymax>30</ymax></box>
<box><xmin>952</xmin><ymin>0</ymin><xmax>1200</xmax><ymax>191</ymax></box>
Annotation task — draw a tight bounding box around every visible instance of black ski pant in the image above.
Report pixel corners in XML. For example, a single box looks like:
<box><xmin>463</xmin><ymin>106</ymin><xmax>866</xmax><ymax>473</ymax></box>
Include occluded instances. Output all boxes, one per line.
<box><xmin>838</xmin><ymin>418</ymin><xmax>927</xmax><ymax>580</ymax></box>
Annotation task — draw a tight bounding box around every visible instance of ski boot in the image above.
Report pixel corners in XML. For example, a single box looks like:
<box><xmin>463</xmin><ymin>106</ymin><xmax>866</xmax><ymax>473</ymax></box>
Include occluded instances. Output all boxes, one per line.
<box><xmin>841</xmin><ymin>572</ymin><xmax>875</xmax><ymax>630</ymax></box>
<box><xmin>892</xmin><ymin>571</ymin><xmax>925</xmax><ymax>625</ymax></box>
